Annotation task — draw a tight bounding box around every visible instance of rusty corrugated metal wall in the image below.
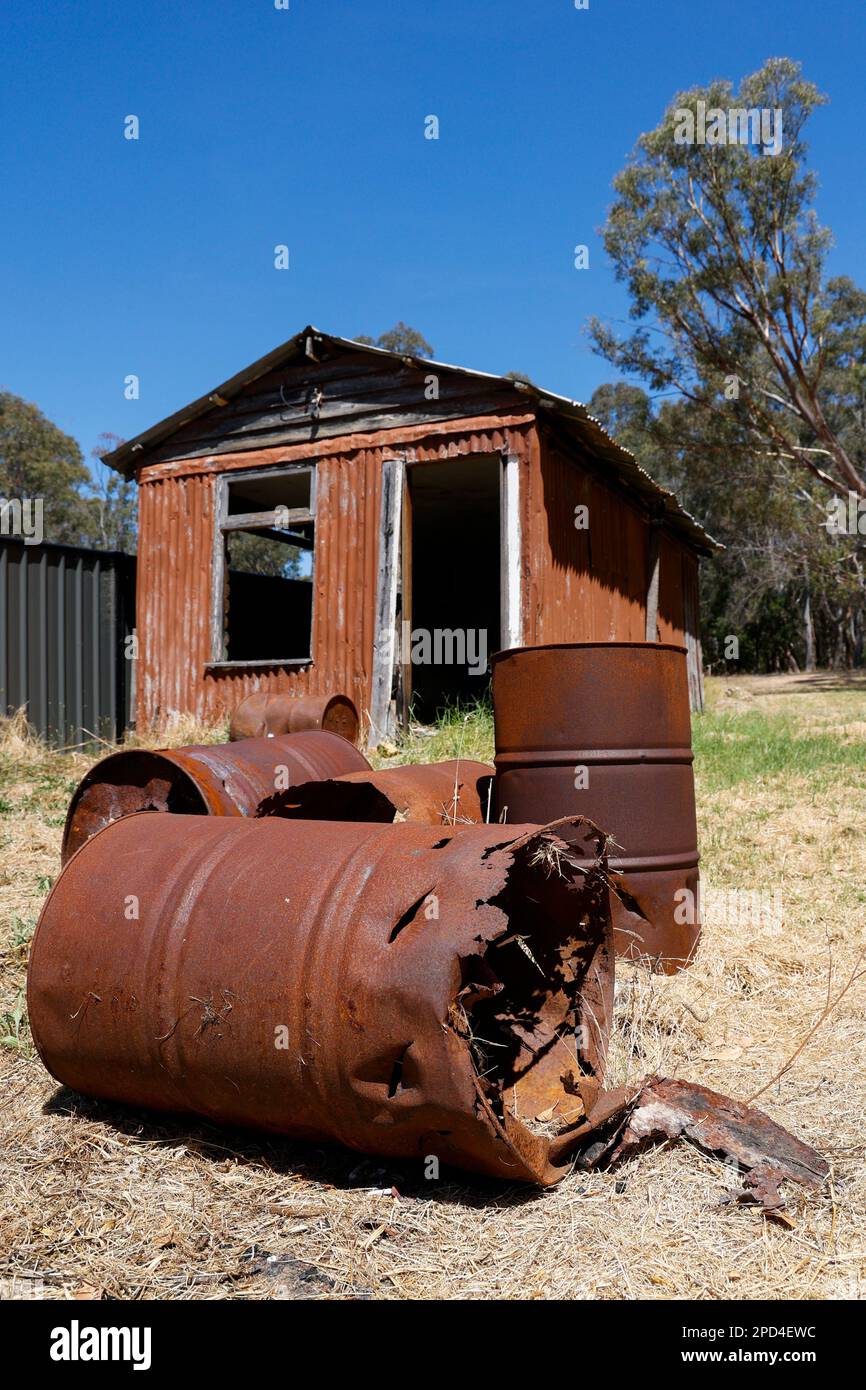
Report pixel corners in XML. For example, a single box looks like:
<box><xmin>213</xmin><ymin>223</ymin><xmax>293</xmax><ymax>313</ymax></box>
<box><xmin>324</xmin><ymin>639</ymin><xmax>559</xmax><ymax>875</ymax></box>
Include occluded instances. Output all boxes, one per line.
<box><xmin>526</xmin><ymin>429</ymin><xmax>650</xmax><ymax>644</ymax></box>
<box><xmin>135</xmin><ymin>412</ymin><xmax>702</xmax><ymax>729</ymax></box>
<box><xmin>137</xmin><ymin>447</ymin><xmax>381</xmax><ymax>727</ymax></box>
<box><xmin>135</xmin><ymin>415</ymin><xmax>533</xmax><ymax>729</ymax></box>
<box><xmin>528</xmin><ymin>426</ymin><xmax>704</xmax><ymax>705</ymax></box>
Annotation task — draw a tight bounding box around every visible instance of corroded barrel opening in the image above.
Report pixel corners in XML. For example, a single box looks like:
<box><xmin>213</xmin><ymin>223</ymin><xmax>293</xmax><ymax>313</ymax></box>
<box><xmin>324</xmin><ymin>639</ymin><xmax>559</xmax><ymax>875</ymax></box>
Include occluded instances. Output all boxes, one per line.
<box><xmin>492</xmin><ymin>641</ymin><xmax>700</xmax><ymax>972</ymax></box>
<box><xmin>30</xmin><ymin>814</ymin><xmax>614</xmax><ymax>1185</ymax></box>
<box><xmin>256</xmin><ymin>759</ymin><xmax>494</xmax><ymax>826</ymax></box>
<box><xmin>60</xmin><ymin>751</ymin><xmax>209</xmax><ymax>864</ymax></box>
<box><xmin>61</xmin><ymin>730</ymin><xmax>370</xmax><ymax>864</ymax></box>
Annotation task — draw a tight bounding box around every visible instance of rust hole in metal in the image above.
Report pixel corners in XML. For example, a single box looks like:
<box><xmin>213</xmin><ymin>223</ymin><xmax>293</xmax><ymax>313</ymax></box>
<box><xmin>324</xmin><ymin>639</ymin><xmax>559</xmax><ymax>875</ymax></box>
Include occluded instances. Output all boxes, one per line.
<box><xmin>450</xmin><ymin>837</ymin><xmax>609</xmax><ymax>1137</ymax></box>
<box><xmin>613</xmin><ymin>884</ymin><xmax>652</xmax><ymax>923</ymax></box>
<box><xmin>388</xmin><ymin>892</ymin><xmax>434</xmax><ymax>944</ymax></box>
<box><xmin>387</xmin><ymin>1044</ymin><xmax>413</xmax><ymax>1097</ymax></box>
<box><xmin>258</xmin><ymin>780</ymin><xmax>394</xmax><ymax>823</ymax></box>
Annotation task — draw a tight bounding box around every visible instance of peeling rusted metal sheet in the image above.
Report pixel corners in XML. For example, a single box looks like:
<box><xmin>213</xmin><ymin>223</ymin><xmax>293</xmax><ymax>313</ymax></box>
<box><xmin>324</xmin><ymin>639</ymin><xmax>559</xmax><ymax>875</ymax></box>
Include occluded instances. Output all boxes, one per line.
<box><xmin>61</xmin><ymin>731</ymin><xmax>370</xmax><ymax>864</ymax></box>
<box><xmin>29</xmin><ymin>814</ymin><xmax>615</xmax><ymax>1185</ymax></box>
<box><xmin>492</xmin><ymin>642</ymin><xmax>701</xmax><ymax>972</ymax></box>
<box><xmin>230</xmin><ymin>691</ymin><xmax>360</xmax><ymax>745</ymax></box>
<box><xmin>257</xmin><ymin>759</ymin><xmax>494</xmax><ymax>826</ymax></box>
<box><xmin>575</xmin><ymin>1076</ymin><xmax>828</xmax><ymax>1211</ymax></box>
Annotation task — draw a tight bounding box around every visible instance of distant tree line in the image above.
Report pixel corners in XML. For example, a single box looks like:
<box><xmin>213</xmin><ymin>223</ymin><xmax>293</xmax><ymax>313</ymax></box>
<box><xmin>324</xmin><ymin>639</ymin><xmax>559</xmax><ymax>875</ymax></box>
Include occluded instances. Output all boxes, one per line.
<box><xmin>588</xmin><ymin>58</ymin><xmax>866</xmax><ymax>673</ymax></box>
<box><xmin>0</xmin><ymin>393</ymin><xmax>137</xmax><ymax>553</ymax></box>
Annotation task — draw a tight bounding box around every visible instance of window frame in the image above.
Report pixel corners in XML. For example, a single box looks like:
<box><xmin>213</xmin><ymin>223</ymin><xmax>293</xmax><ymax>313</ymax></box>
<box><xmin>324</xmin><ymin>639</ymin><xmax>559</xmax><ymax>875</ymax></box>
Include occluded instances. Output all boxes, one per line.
<box><xmin>207</xmin><ymin>462</ymin><xmax>317</xmax><ymax>670</ymax></box>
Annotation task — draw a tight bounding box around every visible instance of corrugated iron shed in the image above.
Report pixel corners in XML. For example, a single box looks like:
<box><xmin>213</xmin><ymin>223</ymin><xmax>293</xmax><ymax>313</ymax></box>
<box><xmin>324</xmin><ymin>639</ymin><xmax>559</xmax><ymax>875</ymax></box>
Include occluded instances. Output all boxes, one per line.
<box><xmin>100</xmin><ymin>327</ymin><xmax>717</xmax><ymax>736</ymax></box>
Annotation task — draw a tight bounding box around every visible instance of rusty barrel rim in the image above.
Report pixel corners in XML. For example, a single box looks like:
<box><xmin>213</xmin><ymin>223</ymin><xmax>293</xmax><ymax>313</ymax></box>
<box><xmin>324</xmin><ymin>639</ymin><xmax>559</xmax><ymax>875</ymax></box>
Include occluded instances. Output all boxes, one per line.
<box><xmin>61</xmin><ymin>730</ymin><xmax>371</xmax><ymax>863</ymax></box>
<box><xmin>492</xmin><ymin>640</ymin><xmax>688</xmax><ymax>662</ymax></box>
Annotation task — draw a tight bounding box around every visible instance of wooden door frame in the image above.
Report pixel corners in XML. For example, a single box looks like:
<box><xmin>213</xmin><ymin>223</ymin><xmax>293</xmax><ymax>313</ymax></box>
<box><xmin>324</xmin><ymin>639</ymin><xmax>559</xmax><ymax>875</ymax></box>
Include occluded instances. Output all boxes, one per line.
<box><xmin>369</xmin><ymin>457</ymin><xmax>404</xmax><ymax>748</ymax></box>
<box><xmin>371</xmin><ymin>448</ymin><xmax>522</xmax><ymax>747</ymax></box>
<box><xmin>500</xmin><ymin>451</ymin><xmax>522</xmax><ymax>651</ymax></box>
<box><xmin>398</xmin><ymin>467</ymin><xmax>413</xmax><ymax>732</ymax></box>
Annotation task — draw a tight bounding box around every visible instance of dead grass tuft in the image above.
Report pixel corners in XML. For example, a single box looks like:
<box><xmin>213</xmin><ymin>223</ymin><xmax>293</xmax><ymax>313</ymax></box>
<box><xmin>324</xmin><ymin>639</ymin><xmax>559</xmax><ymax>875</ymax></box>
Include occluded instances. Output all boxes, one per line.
<box><xmin>0</xmin><ymin>707</ymin><xmax>49</xmax><ymax>762</ymax></box>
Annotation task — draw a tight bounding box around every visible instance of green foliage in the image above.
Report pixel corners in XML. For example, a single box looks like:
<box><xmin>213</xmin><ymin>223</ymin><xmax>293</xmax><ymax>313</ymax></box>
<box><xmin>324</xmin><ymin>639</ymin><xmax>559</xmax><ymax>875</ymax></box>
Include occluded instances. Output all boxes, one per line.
<box><xmin>355</xmin><ymin>322</ymin><xmax>434</xmax><ymax>357</ymax></box>
<box><xmin>0</xmin><ymin>400</ymin><xmax>138</xmax><ymax>552</ymax></box>
<box><xmin>590</xmin><ymin>58</ymin><xmax>865</xmax><ymax>503</ymax></box>
<box><xmin>504</xmin><ymin>370</ymin><xmax>536</xmax><ymax>385</ymax></box>
<box><xmin>588</xmin><ymin>60</ymin><xmax>866</xmax><ymax>671</ymax></box>
<box><xmin>89</xmin><ymin>433</ymin><xmax>138</xmax><ymax>553</ymax></box>
<box><xmin>227</xmin><ymin>531</ymin><xmax>302</xmax><ymax>578</ymax></box>
<box><xmin>1</xmin><ymin>990</ymin><xmax>31</xmax><ymax>1054</ymax></box>
<box><xmin>379</xmin><ymin>696</ymin><xmax>495</xmax><ymax>769</ymax></box>
<box><xmin>589</xmin><ymin>381</ymin><xmax>865</xmax><ymax>671</ymax></box>
<box><xmin>0</xmin><ymin>390</ymin><xmax>94</xmax><ymax>543</ymax></box>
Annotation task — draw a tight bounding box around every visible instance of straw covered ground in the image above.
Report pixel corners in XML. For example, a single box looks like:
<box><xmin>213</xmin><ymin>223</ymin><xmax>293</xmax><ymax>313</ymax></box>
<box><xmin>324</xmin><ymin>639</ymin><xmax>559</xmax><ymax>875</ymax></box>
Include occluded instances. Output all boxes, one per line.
<box><xmin>1</xmin><ymin>674</ymin><xmax>864</xmax><ymax>1301</ymax></box>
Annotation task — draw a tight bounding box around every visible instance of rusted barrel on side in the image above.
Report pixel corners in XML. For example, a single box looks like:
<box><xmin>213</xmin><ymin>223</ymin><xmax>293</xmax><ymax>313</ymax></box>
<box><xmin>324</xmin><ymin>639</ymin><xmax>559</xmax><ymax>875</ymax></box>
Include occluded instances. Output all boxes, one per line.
<box><xmin>230</xmin><ymin>692</ymin><xmax>360</xmax><ymax>745</ymax></box>
<box><xmin>492</xmin><ymin>642</ymin><xmax>700</xmax><ymax>972</ymax></box>
<box><xmin>29</xmin><ymin>813</ymin><xmax>614</xmax><ymax>1186</ymax></box>
<box><xmin>257</xmin><ymin>759</ymin><xmax>495</xmax><ymax>826</ymax></box>
<box><xmin>61</xmin><ymin>730</ymin><xmax>370</xmax><ymax>864</ymax></box>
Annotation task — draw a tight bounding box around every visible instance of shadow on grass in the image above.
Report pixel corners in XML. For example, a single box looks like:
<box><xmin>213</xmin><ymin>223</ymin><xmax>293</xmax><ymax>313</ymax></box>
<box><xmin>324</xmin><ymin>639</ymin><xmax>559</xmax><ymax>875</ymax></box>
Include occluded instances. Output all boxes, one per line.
<box><xmin>42</xmin><ymin>1085</ymin><xmax>550</xmax><ymax>1213</ymax></box>
<box><xmin>746</xmin><ymin>673</ymin><xmax>866</xmax><ymax>694</ymax></box>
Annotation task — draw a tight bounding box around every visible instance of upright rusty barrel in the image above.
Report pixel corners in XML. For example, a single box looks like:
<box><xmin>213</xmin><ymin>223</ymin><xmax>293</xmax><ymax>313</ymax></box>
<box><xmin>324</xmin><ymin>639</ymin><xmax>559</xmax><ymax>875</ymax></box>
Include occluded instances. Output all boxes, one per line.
<box><xmin>61</xmin><ymin>730</ymin><xmax>370</xmax><ymax>864</ymax></box>
<box><xmin>30</xmin><ymin>813</ymin><xmax>614</xmax><ymax>1185</ymax></box>
<box><xmin>230</xmin><ymin>692</ymin><xmax>359</xmax><ymax>745</ymax></box>
<box><xmin>493</xmin><ymin>642</ymin><xmax>700</xmax><ymax>971</ymax></box>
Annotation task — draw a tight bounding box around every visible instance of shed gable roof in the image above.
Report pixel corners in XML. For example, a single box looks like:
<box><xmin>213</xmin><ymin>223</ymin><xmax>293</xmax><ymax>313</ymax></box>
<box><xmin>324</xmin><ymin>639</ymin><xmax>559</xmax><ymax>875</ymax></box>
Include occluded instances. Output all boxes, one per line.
<box><xmin>103</xmin><ymin>325</ymin><xmax>717</xmax><ymax>553</ymax></box>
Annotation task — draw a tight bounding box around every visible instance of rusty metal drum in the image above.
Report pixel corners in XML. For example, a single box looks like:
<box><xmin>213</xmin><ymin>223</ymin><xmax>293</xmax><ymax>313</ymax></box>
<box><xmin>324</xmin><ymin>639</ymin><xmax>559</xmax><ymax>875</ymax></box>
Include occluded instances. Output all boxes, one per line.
<box><xmin>492</xmin><ymin>642</ymin><xmax>700</xmax><ymax>971</ymax></box>
<box><xmin>29</xmin><ymin>812</ymin><xmax>614</xmax><ymax>1185</ymax></box>
<box><xmin>229</xmin><ymin>692</ymin><xmax>360</xmax><ymax>745</ymax></box>
<box><xmin>61</xmin><ymin>730</ymin><xmax>370</xmax><ymax>864</ymax></box>
<box><xmin>257</xmin><ymin>759</ymin><xmax>495</xmax><ymax>826</ymax></box>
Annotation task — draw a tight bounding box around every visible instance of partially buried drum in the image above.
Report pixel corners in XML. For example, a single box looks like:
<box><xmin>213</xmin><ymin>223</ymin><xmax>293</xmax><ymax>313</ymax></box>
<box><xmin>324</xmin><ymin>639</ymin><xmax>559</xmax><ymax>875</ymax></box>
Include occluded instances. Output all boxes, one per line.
<box><xmin>492</xmin><ymin>642</ymin><xmax>701</xmax><ymax>971</ymax></box>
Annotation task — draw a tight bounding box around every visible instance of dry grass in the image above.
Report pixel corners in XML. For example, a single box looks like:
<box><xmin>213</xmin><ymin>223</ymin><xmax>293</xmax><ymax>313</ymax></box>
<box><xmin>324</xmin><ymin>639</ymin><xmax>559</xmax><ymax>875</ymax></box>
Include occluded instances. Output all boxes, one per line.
<box><xmin>1</xmin><ymin>680</ymin><xmax>864</xmax><ymax>1301</ymax></box>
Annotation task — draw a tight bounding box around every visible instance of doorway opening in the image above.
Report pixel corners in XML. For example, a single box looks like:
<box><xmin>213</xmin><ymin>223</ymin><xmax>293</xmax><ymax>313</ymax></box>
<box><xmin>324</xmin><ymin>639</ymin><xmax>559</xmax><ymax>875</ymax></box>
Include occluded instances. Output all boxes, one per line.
<box><xmin>402</xmin><ymin>454</ymin><xmax>502</xmax><ymax>723</ymax></box>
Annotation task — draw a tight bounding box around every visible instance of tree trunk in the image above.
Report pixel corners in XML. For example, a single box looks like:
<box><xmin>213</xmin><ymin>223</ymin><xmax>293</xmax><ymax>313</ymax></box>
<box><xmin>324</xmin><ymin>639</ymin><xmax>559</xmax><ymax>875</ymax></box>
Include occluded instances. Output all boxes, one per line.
<box><xmin>803</xmin><ymin>579</ymin><xmax>815</xmax><ymax>672</ymax></box>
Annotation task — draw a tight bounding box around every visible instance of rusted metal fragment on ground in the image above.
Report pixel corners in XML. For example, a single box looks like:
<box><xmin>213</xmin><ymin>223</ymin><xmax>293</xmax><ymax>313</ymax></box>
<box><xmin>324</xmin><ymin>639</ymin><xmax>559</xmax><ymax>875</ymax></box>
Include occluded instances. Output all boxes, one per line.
<box><xmin>574</xmin><ymin>1076</ymin><xmax>828</xmax><ymax>1208</ymax></box>
<box><xmin>230</xmin><ymin>692</ymin><xmax>360</xmax><ymax>745</ymax></box>
<box><xmin>492</xmin><ymin>642</ymin><xmax>701</xmax><ymax>972</ymax></box>
<box><xmin>61</xmin><ymin>730</ymin><xmax>370</xmax><ymax>863</ymax></box>
<box><xmin>29</xmin><ymin>814</ymin><xmax>614</xmax><ymax>1185</ymax></box>
<box><xmin>257</xmin><ymin>759</ymin><xmax>494</xmax><ymax>826</ymax></box>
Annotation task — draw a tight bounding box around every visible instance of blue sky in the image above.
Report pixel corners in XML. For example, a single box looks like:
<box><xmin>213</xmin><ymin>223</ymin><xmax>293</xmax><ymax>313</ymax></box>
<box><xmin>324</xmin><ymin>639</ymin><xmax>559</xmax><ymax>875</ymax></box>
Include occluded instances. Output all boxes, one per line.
<box><xmin>1</xmin><ymin>0</ymin><xmax>863</xmax><ymax>466</ymax></box>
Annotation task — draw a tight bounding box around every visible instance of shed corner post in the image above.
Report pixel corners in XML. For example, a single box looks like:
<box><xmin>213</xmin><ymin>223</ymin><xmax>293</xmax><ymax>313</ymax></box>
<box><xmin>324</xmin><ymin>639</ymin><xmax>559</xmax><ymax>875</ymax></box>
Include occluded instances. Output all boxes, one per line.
<box><xmin>368</xmin><ymin>456</ymin><xmax>405</xmax><ymax>750</ymax></box>
<box><xmin>684</xmin><ymin>554</ymin><xmax>705</xmax><ymax>714</ymax></box>
<box><xmin>500</xmin><ymin>451</ymin><xmax>522</xmax><ymax>652</ymax></box>
<box><xmin>645</xmin><ymin>519</ymin><xmax>662</xmax><ymax>643</ymax></box>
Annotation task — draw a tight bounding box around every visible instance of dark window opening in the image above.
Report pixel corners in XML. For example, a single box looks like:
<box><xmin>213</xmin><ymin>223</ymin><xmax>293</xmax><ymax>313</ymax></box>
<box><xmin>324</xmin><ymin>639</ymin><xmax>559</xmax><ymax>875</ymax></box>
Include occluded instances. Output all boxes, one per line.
<box><xmin>212</xmin><ymin>466</ymin><xmax>316</xmax><ymax>665</ymax></box>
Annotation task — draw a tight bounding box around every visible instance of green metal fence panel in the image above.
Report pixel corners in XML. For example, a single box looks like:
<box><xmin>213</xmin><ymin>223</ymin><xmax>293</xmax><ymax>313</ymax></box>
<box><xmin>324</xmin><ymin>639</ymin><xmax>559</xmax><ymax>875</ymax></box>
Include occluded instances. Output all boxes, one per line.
<box><xmin>0</xmin><ymin>538</ymin><xmax>136</xmax><ymax>746</ymax></box>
